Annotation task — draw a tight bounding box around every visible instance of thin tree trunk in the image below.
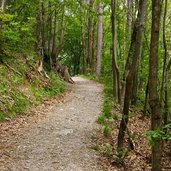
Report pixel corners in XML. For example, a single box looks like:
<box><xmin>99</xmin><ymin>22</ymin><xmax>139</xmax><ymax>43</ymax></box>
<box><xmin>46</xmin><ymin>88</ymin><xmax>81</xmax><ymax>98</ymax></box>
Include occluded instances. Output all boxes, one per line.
<box><xmin>149</xmin><ymin>1</ymin><xmax>163</xmax><ymax>170</ymax></box>
<box><xmin>91</xmin><ymin>20</ymin><xmax>96</xmax><ymax>73</ymax></box>
<box><xmin>165</xmin><ymin>59</ymin><xmax>170</xmax><ymax>125</ymax></box>
<box><xmin>126</xmin><ymin>0</ymin><xmax>132</xmax><ymax>36</ymax></box>
<box><xmin>48</xmin><ymin>2</ymin><xmax>52</xmax><ymax>54</ymax></box>
<box><xmin>88</xmin><ymin>0</ymin><xmax>94</xmax><ymax>72</ymax></box>
<box><xmin>143</xmin><ymin>80</ymin><xmax>149</xmax><ymax>115</ymax></box>
<box><xmin>96</xmin><ymin>3</ymin><xmax>103</xmax><ymax>77</ymax></box>
<box><xmin>40</xmin><ymin>1</ymin><xmax>46</xmax><ymax>58</ymax></box>
<box><xmin>122</xmin><ymin>0</ymin><xmax>132</xmax><ymax>71</ymax></box>
<box><xmin>37</xmin><ymin>1</ymin><xmax>45</xmax><ymax>66</ymax></box>
<box><xmin>47</xmin><ymin>1</ymin><xmax>53</xmax><ymax>70</ymax></box>
<box><xmin>117</xmin><ymin>0</ymin><xmax>146</xmax><ymax>149</ymax></box>
<box><xmin>57</xmin><ymin>6</ymin><xmax>65</xmax><ymax>58</ymax></box>
<box><xmin>51</xmin><ymin>8</ymin><xmax>58</xmax><ymax>70</ymax></box>
<box><xmin>131</xmin><ymin>60</ymin><xmax>140</xmax><ymax>105</ymax></box>
<box><xmin>0</xmin><ymin>0</ymin><xmax>6</xmax><ymax>53</ymax></box>
<box><xmin>121</xmin><ymin>20</ymin><xmax>137</xmax><ymax>99</ymax></box>
<box><xmin>160</xmin><ymin>0</ymin><xmax>167</xmax><ymax>110</ymax></box>
<box><xmin>111</xmin><ymin>0</ymin><xmax>121</xmax><ymax>104</ymax></box>
<box><xmin>166</xmin><ymin>59</ymin><xmax>171</xmax><ymax>157</ymax></box>
<box><xmin>82</xmin><ymin>31</ymin><xmax>86</xmax><ymax>74</ymax></box>
<box><xmin>1</xmin><ymin>0</ymin><xmax>6</xmax><ymax>13</ymax></box>
<box><xmin>80</xmin><ymin>0</ymin><xmax>86</xmax><ymax>74</ymax></box>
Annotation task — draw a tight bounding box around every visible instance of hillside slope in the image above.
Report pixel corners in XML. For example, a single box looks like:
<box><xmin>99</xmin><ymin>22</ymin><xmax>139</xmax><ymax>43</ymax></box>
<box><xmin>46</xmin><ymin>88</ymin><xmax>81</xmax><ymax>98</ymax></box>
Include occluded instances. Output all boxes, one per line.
<box><xmin>0</xmin><ymin>54</ymin><xmax>66</xmax><ymax>121</ymax></box>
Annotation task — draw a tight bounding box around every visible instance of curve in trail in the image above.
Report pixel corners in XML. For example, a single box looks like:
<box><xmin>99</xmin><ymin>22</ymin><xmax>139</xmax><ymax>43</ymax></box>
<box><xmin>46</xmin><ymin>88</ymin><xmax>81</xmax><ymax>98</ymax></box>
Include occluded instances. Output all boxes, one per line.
<box><xmin>0</xmin><ymin>77</ymin><xmax>104</xmax><ymax>171</ymax></box>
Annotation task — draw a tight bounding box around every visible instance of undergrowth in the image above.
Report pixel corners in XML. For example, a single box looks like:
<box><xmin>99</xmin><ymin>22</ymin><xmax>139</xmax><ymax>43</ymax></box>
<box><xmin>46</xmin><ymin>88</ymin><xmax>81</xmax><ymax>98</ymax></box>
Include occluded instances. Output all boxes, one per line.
<box><xmin>0</xmin><ymin>55</ymin><xmax>66</xmax><ymax>121</ymax></box>
<box><xmin>98</xmin><ymin>77</ymin><xmax>116</xmax><ymax>136</ymax></box>
<box><xmin>84</xmin><ymin>74</ymin><xmax>122</xmax><ymax>158</ymax></box>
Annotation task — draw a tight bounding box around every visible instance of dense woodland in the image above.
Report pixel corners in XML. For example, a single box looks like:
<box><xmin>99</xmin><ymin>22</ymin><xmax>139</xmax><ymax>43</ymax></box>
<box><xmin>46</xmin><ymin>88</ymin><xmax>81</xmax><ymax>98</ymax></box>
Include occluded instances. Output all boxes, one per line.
<box><xmin>0</xmin><ymin>0</ymin><xmax>171</xmax><ymax>170</ymax></box>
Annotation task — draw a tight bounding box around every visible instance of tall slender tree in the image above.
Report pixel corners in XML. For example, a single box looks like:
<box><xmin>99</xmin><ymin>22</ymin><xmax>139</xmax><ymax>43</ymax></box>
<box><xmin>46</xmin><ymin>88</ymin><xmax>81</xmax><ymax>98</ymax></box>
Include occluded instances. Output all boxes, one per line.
<box><xmin>161</xmin><ymin>0</ymin><xmax>168</xmax><ymax>125</ymax></box>
<box><xmin>1</xmin><ymin>0</ymin><xmax>6</xmax><ymax>13</ymax></box>
<box><xmin>149</xmin><ymin>0</ymin><xmax>163</xmax><ymax>170</ymax></box>
<box><xmin>111</xmin><ymin>0</ymin><xmax>121</xmax><ymax>103</ymax></box>
<box><xmin>117</xmin><ymin>0</ymin><xmax>146</xmax><ymax>149</ymax></box>
<box><xmin>96</xmin><ymin>2</ymin><xmax>103</xmax><ymax>77</ymax></box>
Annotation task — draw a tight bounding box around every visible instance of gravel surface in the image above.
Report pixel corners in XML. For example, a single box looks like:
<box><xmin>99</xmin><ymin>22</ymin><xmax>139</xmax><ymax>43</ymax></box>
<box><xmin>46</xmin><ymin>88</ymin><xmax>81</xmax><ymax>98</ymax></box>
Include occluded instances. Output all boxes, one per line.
<box><xmin>0</xmin><ymin>77</ymin><xmax>104</xmax><ymax>171</ymax></box>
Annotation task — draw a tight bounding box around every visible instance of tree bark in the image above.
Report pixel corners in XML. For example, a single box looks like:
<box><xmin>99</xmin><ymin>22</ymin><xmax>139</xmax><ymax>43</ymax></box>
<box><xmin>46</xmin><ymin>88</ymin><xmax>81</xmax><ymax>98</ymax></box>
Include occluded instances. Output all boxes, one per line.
<box><xmin>1</xmin><ymin>0</ymin><xmax>6</xmax><ymax>13</ymax></box>
<box><xmin>126</xmin><ymin>0</ymin><xmax>132</xmax><ymax>35</ymax></box>
<box><xmin>160</xmin><ymin>0</ymin><xmax>168</xmax><ymax>121</ymax></box>
<box><xmin>143</xmin><ymin>80</ymin><xmax>149</xmax><ymax>115</ymax></box>
<box><xmin>48</xmin><ymin>2</ymin><xmax>52</xmax><ymax>55</ymax></box>
<box><xmin>51</xmin><ymin>8</ymin><xmax>58</xmax><ymax>70</ymax></box>
<box><xmin>117</xmin><ymin>0</ymin><xmax>146</xmax><ymax>149</ymax></box>
<box><xmin>88</xmin><ymin>0</ymin><xmax>94</xmax><ymax>73</ymax></box>
<box><xmin>149</xmin><ymin>0</ymin><xmax>163</xmax><ymax>170</ymax></box>
<box><xmin>40</xmin><ymin>1</ymin><xmax>46</xmax><ymax>58</ymax></box>
<box><xmin>96</xmin><ymin>3</ymin><xmax>103</xmax><ymax>77</ymax></box>
<box><xmin>56</xmin><ymin>6</ymin><xmax>65</xmax><ymax>58</ymax></box>
<box><xmin>111</xmin><ymin>0</ymin><xmax>121</xmax><ymax>104</ymax></box>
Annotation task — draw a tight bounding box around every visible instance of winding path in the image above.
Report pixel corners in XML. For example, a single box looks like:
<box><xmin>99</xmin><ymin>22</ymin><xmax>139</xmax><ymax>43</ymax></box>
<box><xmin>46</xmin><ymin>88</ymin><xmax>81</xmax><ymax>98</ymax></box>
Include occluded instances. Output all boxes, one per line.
<box><xmin>0</xmin><ymin>77</ymin><xmax>104</xmax><ymax>171</ymax></box>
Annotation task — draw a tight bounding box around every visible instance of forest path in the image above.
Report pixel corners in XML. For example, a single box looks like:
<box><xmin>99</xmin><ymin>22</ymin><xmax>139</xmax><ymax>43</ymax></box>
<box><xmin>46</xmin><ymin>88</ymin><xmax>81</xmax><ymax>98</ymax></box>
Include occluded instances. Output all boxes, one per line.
<box><xmin>0</xmin><ymin>77</ymin><xmax>104</xmax><ymax>171</ymax></box>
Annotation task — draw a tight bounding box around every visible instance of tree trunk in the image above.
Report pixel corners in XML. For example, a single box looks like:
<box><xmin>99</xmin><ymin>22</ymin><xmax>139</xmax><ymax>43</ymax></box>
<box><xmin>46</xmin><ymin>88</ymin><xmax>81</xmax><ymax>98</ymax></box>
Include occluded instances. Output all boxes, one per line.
<box><xmin>126</xmin><ymin>0</ymin><xmax>132</xmax><ymax>36</ymax></box>
<box><xmin>51</xmin><ymin>8</ymin><xmax>58</xmax><ymax>70</ymax></box>
<box><xmin>149</xmin><ymin>1</ymin><xmax>163</xmax><ymax>170</ymax></box>
<box><xmin>48</xmin><ymin>2</ymin><xmax>52</xmax><ymax>56</ymax></box>
<box><xmin>56</xmin><ymin>6</ymin><xmax>65</xmax><ymax>58</ymax></box>
<box><xmin>122</xmin><ymin>0</ymin><xmax>133</xmax><ymax>72</ymax></box>
<box><xmin>131</xmin><ymin>63</ymin><xmax>139</xmax><ymax>105</ymax></box>
<box><xmin>36</xmin><ymin>1</ymin><xmax>45</xmax><ymax>65</ymax></box>
<box><xmin>88</xmin><ymin>0</ymin><xmax>94</xmax><ymax>73</ymax></box>
<box><xmin>111</xmin><ymin>0</ymin><xmax>121</xmax><ymax>104</ymax></box>
<box><xmin>121</xmin><ymin>19</ymin><xmax>137</xmax><ymax>99</ymax></box>
<box><xmin>80</xmin><ymin>0</ymin><xmax>86</xmax><ymax>74</ymax></box>
<box><xmin>117</xmin><ymin>0</ymin><xmax>146</xmax><ymax>149</ymax></box>
<box><xmin>0</xmin><ymin>0</ymin><xmax>6</xmax><ymax>53</ymax></box>
<box><xmin>166</xmin><ymin>59</ymin><xmax>171</xmax><ymax>157</ymax></box>
<box><xmin>143</xmin><ymin>80</ymin><xmax>149</xmax><ymax>115</ymax></box>
<box><xmin>165</xmin><ymin>60</ymin><xmax>170</xmax><ymax>125</ymax></box>
<box><xmin>40</xmin><ymin>1</ymin><xmax>46</xmax><ymax>59</ymax></box>
<box><xmin>1</xmin><ymin>0</ymin><xmax>6</xmax><ymax>13</ymax></box>
<box><xmin>96</xmin><ymin>3</ymin><xmax>103</xmax><ymax>77</ymax></box>
<box><xmin>160</xmin><ymin>0</ymin><xmax>168</xmax><ymax>119</ymax></box>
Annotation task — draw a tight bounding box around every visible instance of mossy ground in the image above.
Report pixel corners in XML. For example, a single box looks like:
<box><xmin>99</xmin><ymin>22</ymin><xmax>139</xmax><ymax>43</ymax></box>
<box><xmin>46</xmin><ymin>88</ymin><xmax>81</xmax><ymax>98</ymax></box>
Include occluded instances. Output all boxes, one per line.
<box><xmin>0</xmin><ymin>54</ymin><xmax>66</xmax><ymax>121</ymax></box>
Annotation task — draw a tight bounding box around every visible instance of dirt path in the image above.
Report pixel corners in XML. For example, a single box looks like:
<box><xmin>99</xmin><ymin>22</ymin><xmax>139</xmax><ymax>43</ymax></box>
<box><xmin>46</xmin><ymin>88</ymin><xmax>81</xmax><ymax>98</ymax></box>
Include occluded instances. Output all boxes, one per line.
<box><xmin>0</xmin><ymin>77</ymin><xmax>104</xmax><ymax>171</ymax></box>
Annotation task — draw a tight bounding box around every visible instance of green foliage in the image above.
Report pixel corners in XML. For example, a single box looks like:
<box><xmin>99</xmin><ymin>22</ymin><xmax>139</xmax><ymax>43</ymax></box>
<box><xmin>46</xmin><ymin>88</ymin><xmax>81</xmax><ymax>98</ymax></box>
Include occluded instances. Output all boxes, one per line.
<box><xmin>30</xmin><ymin>73</ymin><xmax>65</xmax><ymax>103</ymax></box>
<box><xmin>101</xmin><ymin>143</ymin><xmax>113</xmax><ymax>156</ymax></box>
<box><xmin>98</xmin><ymin>115</ymin><xmax>106</xmax><ymax>124</ymax></box>
<box><xmin>0</xmin><ymin>1</ymin><xmax>37</xmax><ymax>54</ymax></box>
<box><xmin>116</xmin><ymin>147</ymin><xmax>128</xmax><ymax>159</ymax></box>
<box><xmin>0</xmin><ymin>55</ymin><xmax>66</xmax><ymax>121</ymax></box>
<box><xmin>147</xmin><ymin>124</ymin><xmax>171</xmax><ymax>146</ymax></box>
<box><xmin>103</xmin><ymin>125</ymin><xmax>112</xmax><ymax>137</ymax></box>
<box><xmin>11</xmin><ymin>92</ymin><xmax>31</xmax><ymax>114</ymax></box>
<box><xmin>0</xmin><ymin>111</ymin><xmax>4</xmax><ymax>120</ymax></box>
<box><xmin>103</xmin><ymin>99</ymin><xmax>113</xmax><ymax>118</ymax></box>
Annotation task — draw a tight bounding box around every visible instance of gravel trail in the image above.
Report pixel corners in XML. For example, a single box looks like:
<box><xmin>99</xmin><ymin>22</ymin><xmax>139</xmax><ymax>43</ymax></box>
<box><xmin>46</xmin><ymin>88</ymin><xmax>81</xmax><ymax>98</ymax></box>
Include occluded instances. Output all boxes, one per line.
<box><xmin>0</xmin><ymin>77</ymin><xmax>104</xmax><ymax>171</ymax></box>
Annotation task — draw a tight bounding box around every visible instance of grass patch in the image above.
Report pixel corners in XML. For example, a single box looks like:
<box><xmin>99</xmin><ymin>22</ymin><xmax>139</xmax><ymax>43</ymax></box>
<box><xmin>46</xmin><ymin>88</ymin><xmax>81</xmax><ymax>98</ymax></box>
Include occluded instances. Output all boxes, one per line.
<box><xmin>98</xmin><ymin>115</ymin><xmax>106</xmax><ymax>124</ymax></box>
<box><xmin>103</xmin><ymin>125</ymin><xmax>112</xmax><ymax>137</ymax></box>
<box><xmin>11</xmin><ymin>91</ymin><xmax>32</xmax><ymax>114</ymax></box>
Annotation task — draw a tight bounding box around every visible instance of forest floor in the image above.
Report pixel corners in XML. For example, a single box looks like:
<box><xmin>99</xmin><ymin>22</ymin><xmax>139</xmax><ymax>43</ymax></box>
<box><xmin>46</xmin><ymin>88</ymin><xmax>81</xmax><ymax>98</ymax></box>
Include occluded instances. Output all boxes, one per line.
<box><xmin>1</xmin><ymin>76</ymin><xmax>171</xmax><ymax>171</ymax></box>
<box><xmin>0</xmin><ymin>77</ymin><xmax>106</xmax><ymax>171</ymax></box>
